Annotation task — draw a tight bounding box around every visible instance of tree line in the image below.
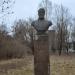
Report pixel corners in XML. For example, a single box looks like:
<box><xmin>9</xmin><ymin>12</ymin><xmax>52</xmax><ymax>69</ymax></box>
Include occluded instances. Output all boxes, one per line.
<box><xmin>0</xmin><ymin>0</ymin><xmax>75</xmax><ymax>59</ymax></box>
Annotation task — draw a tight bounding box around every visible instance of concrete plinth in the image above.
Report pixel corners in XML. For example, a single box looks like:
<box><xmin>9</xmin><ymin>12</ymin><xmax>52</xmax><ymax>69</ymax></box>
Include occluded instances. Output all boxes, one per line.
<box><xmin>34</xmin><ymin>35</ymin><xmax>50</xmax><ymax>75</ymax></box>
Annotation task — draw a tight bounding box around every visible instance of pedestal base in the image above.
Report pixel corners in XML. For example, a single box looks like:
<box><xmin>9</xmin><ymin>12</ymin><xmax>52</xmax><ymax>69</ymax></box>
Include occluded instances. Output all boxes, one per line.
<box><xmin>34</xmin><ymin>35</ymin><xmax>50</xmax><ymax>75</ymax></box>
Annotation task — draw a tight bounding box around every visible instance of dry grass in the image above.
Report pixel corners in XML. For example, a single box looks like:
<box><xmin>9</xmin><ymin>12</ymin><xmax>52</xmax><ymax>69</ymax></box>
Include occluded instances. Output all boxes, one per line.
<box><xmin>0</xmin><ymin>55</ymin><xmax>75</xmax><ymax>75</ymax></box>
<box><xmin>50</xmin><ymin>54</ymin><xmax>75</xmax><ymax>75</ymax></box>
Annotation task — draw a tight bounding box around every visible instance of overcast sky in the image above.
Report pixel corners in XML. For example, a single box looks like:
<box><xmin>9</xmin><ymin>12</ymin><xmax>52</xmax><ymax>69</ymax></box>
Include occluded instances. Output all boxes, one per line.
<box><xmin>0</xmin><ymin>0</ymin><xmax>75</xmax><ymax>31</ymax></box>
<box><xmin>13</xmin><ymin>0</ymin><xmax>75</xmax><ymax>20</ymax></box>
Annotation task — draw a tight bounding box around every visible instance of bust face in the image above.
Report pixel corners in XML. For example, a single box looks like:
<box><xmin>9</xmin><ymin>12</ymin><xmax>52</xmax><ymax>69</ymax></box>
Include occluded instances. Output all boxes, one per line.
<box><xmin>38</xmin><ymin>8</ymin><xmax>45</xmax><ymax>20</ymax></box>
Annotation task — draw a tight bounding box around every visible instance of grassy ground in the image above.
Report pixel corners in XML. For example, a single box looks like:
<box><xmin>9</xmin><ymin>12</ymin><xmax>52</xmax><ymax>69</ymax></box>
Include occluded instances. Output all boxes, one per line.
<box><xmin>0</xmin><ymin>54</ymin><xmax>75</xmax><ymax>75</ymax></box>
<box><xmin>50</xmin><ymin>54</ymin><xmax>75</xmax><ymax>75</ymax></box>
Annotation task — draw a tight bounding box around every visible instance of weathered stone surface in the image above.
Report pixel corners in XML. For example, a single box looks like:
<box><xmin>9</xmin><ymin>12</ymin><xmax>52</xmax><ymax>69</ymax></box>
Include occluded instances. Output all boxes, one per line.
<box><xmin>34</xmin><ymin>35</ymin><xmax>50</xmax><ymax>75</ymax></box>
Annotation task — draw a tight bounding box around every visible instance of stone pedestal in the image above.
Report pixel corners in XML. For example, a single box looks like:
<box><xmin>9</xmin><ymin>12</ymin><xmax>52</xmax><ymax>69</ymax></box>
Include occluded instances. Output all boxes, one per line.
<box><xmin>34</xmin><ymin>34</ymin><xmax>50</xmax><ymax>75</ymax></box>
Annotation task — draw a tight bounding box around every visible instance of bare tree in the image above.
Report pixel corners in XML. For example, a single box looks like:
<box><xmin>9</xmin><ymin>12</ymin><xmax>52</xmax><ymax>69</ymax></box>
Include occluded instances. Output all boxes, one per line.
<box><xmin>13</xmin><ymin>19</ymin><xmax>34</xmax><ymax>44</ymax></box>
<box><xmin>13</xmin><ymin>19</ymin><xmax>35</xmax><ymax>54</ymax></box>
<box><xmin>71</xmin><ymin>18</ymin><xmax>75</xmax><ymax>50</ymax></box>
<box><xmin>0</xmin><ymin>0</ymin><xmax>15</xmax><ymax>29</ymax></box>
<box><xmin>53</xmin><ymin>5</ymin><xmax>72</xmax><ymax>55</ymax></box>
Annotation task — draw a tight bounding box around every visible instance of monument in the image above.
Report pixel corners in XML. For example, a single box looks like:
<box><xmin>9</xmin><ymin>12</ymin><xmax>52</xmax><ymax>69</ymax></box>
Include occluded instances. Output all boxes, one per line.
<box><xmin>31</xmin><ymin>8</ymin><xmax>52</xmax><ymax>75</ymax></box>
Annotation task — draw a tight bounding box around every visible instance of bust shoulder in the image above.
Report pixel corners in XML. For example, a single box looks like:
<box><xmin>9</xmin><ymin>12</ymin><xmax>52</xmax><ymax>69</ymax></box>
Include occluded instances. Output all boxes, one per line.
<box><xmin>43</xmin><ymin>20</ymin><xmax>52</xmax><ymax>26</ymax></box>
<box><xmin>48</xmin><ymin>21</ymin><xmax>52</xmax><ymax>26</ymax></box>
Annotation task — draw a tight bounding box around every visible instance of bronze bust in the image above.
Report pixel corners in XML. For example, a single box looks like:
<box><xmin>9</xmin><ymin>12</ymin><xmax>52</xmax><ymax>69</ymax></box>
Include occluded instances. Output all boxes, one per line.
<box><xmin>31</xmin><ymin>8</ymin><xmax>52</xmax><ymax>35</ymax></box>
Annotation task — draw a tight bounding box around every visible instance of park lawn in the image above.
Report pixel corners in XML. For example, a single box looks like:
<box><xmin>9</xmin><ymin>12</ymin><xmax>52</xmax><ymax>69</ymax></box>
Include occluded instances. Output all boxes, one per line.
<box><xmin>0</xmin><ymin>55</ymin><xmax>75</xmax><ymax>75</ymax></box>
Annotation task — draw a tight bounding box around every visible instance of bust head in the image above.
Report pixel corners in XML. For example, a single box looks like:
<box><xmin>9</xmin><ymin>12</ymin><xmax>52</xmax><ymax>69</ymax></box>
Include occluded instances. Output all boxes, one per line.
<box><xmin>38</xmin><ymin>8</ymin><xmax>45</xmax><ymax>20</ymax></box>
<box><xmin>31</xmin><ymin>8</ymin><xmax>52</xmax><ymax>35</ymax></box>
